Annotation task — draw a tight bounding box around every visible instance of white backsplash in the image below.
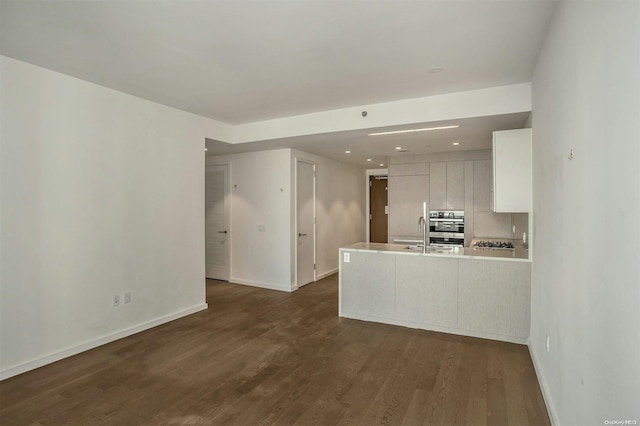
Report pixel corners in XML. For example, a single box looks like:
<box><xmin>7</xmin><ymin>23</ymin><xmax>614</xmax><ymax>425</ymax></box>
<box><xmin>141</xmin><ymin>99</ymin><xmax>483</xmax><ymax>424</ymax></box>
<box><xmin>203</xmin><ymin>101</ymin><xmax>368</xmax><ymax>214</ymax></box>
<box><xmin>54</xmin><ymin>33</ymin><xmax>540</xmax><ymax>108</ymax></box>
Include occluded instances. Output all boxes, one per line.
<box><xmin>473</xmin><ymin>212</ymin><xmax>529</xmax><ymax>243</ymax></box>
<box><xmin>511</xmin><ymin>212</ymin><xmax>529</xmax><ymax>245</ymax></box>
<box><xmin>473</xmin><ymin>211</ymin><xmax>513</xmax><ymax>239</ymax></box>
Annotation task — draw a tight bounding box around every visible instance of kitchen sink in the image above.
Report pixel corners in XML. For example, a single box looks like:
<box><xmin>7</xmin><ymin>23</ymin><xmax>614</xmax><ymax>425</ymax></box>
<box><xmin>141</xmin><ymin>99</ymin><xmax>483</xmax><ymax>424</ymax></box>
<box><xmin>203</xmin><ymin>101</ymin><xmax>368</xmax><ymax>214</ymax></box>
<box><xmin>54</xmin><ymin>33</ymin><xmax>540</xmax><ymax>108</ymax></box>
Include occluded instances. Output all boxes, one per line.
<box><xmin>404</xmin><ymin>245</ymin><xmax>454</xmax><ymax>253</ymax></box>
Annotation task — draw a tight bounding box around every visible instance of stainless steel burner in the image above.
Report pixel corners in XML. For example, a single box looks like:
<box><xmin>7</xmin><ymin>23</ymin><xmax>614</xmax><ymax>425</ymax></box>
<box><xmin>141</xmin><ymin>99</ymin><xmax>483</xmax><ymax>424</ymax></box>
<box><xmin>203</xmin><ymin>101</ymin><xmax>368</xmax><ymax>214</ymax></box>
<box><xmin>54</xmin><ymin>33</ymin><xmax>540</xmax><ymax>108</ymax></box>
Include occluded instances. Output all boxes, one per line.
<box><xmin>473</xmin><ymin>240</ymin><xmax>515</xmax><ymax>249</ymax></box>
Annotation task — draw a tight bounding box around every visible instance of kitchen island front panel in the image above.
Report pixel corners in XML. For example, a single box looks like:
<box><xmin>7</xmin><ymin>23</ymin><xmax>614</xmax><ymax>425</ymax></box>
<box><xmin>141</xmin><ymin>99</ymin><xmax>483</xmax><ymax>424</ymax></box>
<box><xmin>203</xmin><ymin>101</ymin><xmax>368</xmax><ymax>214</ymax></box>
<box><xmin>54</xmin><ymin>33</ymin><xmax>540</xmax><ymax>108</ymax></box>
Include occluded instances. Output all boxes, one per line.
<box><xmin>395</xmin><ymin>255</ymin><xmax>458</xmax><ymax>328</ymax></box>
<box><xmin>457</xmin><ymin>259</ymin><xmax>531</xmax><ymax>339</ymax></box>
<box><xmin>339</xmin><ymin>246</ymin><xmax>531</xmax><ymax>344</ymax></box>
<box><xmin>339</xmin><ymin>251</ymin><xmax>396</xmax><ymax>320</ymax></box>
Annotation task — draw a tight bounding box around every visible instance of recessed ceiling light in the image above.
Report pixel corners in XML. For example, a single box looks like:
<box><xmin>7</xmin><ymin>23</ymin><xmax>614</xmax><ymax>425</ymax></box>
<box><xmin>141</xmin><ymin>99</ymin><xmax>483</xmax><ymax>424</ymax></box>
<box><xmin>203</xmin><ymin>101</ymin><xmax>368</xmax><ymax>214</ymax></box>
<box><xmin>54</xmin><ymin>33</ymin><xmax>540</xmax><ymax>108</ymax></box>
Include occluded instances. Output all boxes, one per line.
<box><xmin>452</xmin><ymin>142</ymin><xmax>460</xmax><ymax>146</ymax></box>
<box><xmin>395</xmin><ymin>146</ymin><xmax>402</xmax><ymax>150</ymax></box>
<box><xmin>345</xmin><ymin>150</ymin><xmax>351</xmax><ymax>154</ymax></box>
<box><xmin>368</xmin><ymin>125</ymin><xmax>459</xmax><ymax>136</ymax></box>
<box><xmin>379</xmin><ymin>163</ymin><xmax>385</xmax><ymax>167</ymax></box>
<box><xmin>367</xmin><ymin>158</ymin><xmax>372</xmax><ymax>162</ymax></box>
<box><xmin>204</xmin><ymin>148</ymin><xmax>208</xmax><ymax>151</ymax></box>
<box><xmin>429</xmin><ymin>67</ymin><xmax>443</xmax><ymax>74</ymax></box>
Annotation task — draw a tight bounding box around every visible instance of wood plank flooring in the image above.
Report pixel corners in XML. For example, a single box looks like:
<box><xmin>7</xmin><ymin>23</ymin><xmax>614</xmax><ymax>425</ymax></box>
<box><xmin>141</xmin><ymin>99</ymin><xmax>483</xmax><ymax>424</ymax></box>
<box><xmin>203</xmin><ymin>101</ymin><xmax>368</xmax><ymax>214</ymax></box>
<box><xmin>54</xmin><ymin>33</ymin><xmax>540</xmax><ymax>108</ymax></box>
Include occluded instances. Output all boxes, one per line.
<box><xmin>0</xmin><ymin>274</ymin><xmax>550</xmax><ymax>425</ymax></box>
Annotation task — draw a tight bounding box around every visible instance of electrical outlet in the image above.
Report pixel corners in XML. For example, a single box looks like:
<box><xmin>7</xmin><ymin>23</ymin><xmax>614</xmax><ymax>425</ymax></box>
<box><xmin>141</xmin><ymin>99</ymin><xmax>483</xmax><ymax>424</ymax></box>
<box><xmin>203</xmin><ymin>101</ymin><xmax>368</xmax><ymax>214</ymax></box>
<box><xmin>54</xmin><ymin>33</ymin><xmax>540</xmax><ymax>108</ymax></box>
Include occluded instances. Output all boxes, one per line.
<box><xmin>546</xmin><ymin>335</ymin><xmax>550</xmax><ymax>352</ymax></box>
<box><xmin>124</xmin><ymin>292</ymin><xmax>131</xmax><ymax>304</ymax></box>
<box><xmin>343</xmin><ymin>252</ymin><xmax>350</xmax><ymax>263</ymax></box>
<box><xmin>112</xmin><ymin>294</ymin><xmax>120</xmax><ymax>307</ymax></box>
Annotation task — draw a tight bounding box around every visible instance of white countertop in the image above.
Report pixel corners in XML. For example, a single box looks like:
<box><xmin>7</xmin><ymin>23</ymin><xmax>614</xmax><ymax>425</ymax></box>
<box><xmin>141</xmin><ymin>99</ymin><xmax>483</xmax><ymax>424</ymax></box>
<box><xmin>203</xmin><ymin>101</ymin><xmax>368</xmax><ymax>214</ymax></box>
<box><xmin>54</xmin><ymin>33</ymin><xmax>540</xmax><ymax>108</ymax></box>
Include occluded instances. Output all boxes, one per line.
<box><xmin>342</xmin><ymin>242</ymin><xmax>530</xmax><ymax>262</ymax></box>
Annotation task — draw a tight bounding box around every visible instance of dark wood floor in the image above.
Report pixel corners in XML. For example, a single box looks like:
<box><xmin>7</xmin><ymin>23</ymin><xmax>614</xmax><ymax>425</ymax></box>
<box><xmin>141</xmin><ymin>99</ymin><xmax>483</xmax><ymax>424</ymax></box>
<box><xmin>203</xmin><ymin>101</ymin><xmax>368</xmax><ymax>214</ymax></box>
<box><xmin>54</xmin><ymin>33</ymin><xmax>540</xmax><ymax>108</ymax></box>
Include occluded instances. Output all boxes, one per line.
<box><xmin>0</xmin><ymin>274</ymin><xmax>550</xmax><ymax>425</ymax></box>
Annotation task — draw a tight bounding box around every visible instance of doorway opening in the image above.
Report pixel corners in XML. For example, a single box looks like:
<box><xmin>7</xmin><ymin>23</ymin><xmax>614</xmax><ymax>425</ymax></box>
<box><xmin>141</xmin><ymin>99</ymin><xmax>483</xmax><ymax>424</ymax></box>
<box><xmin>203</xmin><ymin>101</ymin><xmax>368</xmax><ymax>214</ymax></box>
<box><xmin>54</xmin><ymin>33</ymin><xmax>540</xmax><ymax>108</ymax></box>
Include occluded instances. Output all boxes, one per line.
<box><xmin>295</xmin><ymin>159</ymin><xmax>316</xmax><ymax>288</ymax></box>
<box><xmin>205</xmin><ymin>163</ymin><xmax>230</xmax><ymax>281</ymax></box>
<box><xmin>369</xmin><ymin>174</ymin><xmax>388</xmax><ymax>243</ymax></box>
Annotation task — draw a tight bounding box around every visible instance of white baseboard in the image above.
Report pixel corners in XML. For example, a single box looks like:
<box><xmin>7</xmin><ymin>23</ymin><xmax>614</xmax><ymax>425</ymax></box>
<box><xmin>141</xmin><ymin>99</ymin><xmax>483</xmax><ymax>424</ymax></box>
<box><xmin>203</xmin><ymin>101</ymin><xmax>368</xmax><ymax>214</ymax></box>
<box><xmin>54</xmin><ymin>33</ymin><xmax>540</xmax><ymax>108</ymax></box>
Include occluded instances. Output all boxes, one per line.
<box><xmin>340</xmin><ymin>311</ymin><xmax>528</xmax><ymax>345</ymax></box>
<box><xmin>230</xmin><ymin>277</ymin><xmax>292</xmax><ymax>293</ymax></box>
<box><xmin>289</xmin><ymin>269</ymin><xmax>338</xmax><ymax>293</ymax></box>
<box><xmin>316</xmin><ymin>268</ymin><xmax>338</xmax><ymax>281</ymax></box>
<box><xmin>527</xmin><ymin>339</ymin><xmax>559</xmax><ymax>426</ymax></box>
<box><xmin>0</xmin><ymin>303</ymin><xmax>208</xmax><ymax>381</ymax></box>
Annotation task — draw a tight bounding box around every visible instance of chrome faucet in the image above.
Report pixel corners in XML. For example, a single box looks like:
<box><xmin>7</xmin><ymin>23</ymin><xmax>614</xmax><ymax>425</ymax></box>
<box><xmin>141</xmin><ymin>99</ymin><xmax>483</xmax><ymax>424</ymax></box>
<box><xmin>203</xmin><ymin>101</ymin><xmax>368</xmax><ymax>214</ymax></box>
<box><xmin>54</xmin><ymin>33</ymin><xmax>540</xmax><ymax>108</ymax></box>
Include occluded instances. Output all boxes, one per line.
<box><xmin>418</xmin><ymin>216</ymin><xmax>428</xmax><ymax>254</ymax></box>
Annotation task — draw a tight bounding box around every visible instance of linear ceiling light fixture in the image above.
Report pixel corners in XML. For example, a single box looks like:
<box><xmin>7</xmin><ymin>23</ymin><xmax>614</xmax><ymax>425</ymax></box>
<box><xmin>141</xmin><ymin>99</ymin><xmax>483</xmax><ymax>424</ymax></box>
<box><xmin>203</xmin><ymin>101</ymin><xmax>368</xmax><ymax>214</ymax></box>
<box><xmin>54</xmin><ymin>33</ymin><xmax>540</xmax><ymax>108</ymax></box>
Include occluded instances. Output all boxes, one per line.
<box><xmin>368</xmin><ymin>125</ymin><xmax>460</xmax><ymax>136</ymax></box>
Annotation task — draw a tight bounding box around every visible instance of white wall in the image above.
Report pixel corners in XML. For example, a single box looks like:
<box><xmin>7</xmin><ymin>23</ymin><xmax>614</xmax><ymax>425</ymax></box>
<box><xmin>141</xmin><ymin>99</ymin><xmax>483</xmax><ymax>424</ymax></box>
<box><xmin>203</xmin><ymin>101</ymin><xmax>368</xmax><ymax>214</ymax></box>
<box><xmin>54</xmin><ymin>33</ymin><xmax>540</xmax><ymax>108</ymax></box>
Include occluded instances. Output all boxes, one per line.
<box><xmin>206</xmin><ymin>150</ymin><xmax>293</xmax><ymax>291</ymax></box>
<box><xmin>207</xmin><ymin>149</ymin><xmax>365</xmax><ymax>291</ymax></box>
<box><xmin>530</xmin><ymin>2</ymin><xmax>639</xmax><ymax>424</ymax></box>
<box><xmin>0</xmin><ymin>57</ymin><xmax>228</xmax><ymax>379</ymax></box>
<box><xmin>234</xmin><ymin>83</ymin><xmax>532</xmax><ymax>143</ymax></box>
<box><xmin>291</xmin><ymin>150</ymin><xmax>366</xmax><ymax>281</ymax></box>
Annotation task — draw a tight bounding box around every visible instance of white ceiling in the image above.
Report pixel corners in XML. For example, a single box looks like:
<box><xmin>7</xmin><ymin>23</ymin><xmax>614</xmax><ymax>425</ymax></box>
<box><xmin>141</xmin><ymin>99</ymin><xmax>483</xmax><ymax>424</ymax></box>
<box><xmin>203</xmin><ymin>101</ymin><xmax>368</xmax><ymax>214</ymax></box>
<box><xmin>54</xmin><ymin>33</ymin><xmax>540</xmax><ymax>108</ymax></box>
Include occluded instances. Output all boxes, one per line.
<box><xmin>206</xmin><ymin>112</ymin><xmax>530</xmax><ymax>167</ymax></box>
<box><xmin>0</xmin><ymin>0</ymin><xmax>555</xmax><ymax>125</ymax></box>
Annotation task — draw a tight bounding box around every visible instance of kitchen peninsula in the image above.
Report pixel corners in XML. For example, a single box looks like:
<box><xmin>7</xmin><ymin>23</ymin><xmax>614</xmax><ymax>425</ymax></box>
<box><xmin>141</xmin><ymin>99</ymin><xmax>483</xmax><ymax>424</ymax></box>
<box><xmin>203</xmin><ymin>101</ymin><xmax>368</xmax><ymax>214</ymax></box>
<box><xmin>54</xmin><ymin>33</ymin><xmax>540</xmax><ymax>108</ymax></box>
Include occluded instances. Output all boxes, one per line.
<box><xmin>338</xmin><ymin>242</ymin><xmax>531</xmax><ymax>344</ymax></box>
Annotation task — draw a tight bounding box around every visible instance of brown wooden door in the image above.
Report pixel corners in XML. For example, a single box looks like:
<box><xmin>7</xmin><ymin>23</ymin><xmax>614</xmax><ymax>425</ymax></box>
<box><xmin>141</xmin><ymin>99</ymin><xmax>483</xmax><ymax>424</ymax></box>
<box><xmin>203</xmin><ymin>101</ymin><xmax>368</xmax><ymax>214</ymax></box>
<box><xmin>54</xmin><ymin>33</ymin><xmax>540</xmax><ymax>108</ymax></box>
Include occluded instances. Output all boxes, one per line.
<box><xmin>370</xmin><ymin>176</ymin><xmax>388</xmax><ymax>243</ymax></box>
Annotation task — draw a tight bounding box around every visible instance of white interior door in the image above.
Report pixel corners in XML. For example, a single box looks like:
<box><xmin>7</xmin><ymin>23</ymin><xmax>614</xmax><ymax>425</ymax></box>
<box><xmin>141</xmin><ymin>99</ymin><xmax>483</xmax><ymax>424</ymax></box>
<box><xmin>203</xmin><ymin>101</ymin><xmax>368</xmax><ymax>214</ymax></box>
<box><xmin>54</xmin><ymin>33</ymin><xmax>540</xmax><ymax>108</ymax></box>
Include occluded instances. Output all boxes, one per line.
<box><xmin>205</xmin><ymin>164</ymin><xmax>230</xmax><ymax>281</ymax></box>
<box><xmin>296</xmin><ymin>160</ymin><xmax>315</xmax><ymax>287</ymax></box>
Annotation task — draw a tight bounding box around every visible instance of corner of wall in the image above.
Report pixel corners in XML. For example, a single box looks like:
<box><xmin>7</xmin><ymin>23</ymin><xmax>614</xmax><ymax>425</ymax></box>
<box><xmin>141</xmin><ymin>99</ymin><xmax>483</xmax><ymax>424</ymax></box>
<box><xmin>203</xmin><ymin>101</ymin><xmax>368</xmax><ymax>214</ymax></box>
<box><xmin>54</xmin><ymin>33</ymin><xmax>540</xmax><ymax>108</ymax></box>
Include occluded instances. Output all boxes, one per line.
<box><xmin>527</xmin><ymin>340</ymin><xmax>559</xmax><ymax>426</ymax></box>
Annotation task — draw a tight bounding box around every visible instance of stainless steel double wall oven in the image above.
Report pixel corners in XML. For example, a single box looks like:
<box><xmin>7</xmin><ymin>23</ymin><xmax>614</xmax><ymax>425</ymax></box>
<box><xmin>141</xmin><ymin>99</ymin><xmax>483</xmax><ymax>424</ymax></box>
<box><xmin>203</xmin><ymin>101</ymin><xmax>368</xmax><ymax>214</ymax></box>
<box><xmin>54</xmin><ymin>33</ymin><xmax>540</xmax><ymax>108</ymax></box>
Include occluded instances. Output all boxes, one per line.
<box><xmin>429</xmin><ymin>210</ymin><xmax>465</xmax><ymax>247</ymax></box>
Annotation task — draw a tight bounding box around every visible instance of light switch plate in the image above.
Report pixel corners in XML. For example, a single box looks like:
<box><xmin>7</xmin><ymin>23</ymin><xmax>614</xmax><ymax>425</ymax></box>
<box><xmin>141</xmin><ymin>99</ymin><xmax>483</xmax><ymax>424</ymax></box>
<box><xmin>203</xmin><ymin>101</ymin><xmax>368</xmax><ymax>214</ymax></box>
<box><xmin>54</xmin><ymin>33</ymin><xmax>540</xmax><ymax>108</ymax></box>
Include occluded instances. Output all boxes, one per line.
<box><xmin>343</xmin><ymin>252</ymin><xmax>350</xmax><ymax>263</ymax></box>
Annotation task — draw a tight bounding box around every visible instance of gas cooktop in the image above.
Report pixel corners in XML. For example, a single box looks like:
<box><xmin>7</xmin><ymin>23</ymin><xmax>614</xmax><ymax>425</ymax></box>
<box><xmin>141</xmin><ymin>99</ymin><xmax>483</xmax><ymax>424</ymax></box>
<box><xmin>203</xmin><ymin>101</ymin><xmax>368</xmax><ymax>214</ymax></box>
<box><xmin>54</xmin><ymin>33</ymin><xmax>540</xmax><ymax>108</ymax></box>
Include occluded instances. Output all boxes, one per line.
<box><xmin>473</xmin><ymin>240</ymin><xmax>515</xmax><ymax>250</ymax></box>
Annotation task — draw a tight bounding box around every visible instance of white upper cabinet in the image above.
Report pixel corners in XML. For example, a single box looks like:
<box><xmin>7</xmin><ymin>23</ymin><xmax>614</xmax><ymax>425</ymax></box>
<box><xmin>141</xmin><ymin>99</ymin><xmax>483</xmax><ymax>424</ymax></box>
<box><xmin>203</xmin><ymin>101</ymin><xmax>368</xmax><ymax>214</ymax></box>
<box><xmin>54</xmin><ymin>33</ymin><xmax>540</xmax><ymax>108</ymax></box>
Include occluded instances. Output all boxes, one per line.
<box><xmin>389</xmin><ymin>162</ymin><xmax>429</xmax><ymax>176</ymax></box>
<box><xmin>429</xmin><ymin>161</ymin><xmax>464</xmax><ymax>211</ymax></box>
<box><xmin>388</xmin><ymin>174</ymin><xmax>429</xmax><ymax>238</ymax></box>
<box><xmin>446</xmin><ymin>161</ymin><xmax>465</xmax><ymax>210</ymax></box>
<box><xmin>492</xmin><ymin>129</ymin><xmax>532</xmax><ymax>213</ymax></box>
<box><xmin>474</xmin><ymin>159</ymin><xmax>491</xmax><ymax>212</ymax></box>
<box><xmin>429</xmin><ymin>162</ymin><xmax>447</xmax><ymax>210</ymax></box>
